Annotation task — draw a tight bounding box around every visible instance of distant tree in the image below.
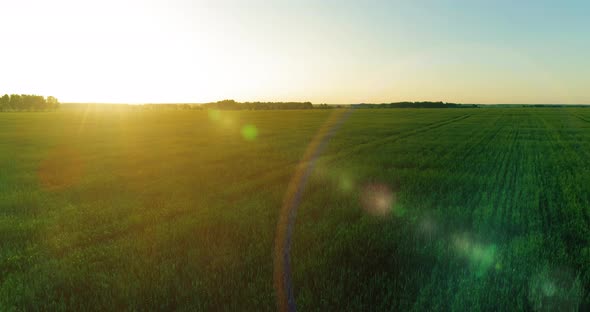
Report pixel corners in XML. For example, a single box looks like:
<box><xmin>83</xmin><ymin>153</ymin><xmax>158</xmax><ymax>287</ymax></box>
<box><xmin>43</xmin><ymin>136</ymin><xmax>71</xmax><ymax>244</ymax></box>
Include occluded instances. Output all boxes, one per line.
<box><xmin>0</xmin><ymin>94</ymin><xmax>59</xmax><ymax>111</ymax></box>
<box><xmin>9</xmin><ymin>94</ymin><xmax>23</xmax><ymax>110</ymax></box>
<box><xmin>0</xmin><ymin>94</ymin><xmax>9</xmax><ymax>111</ymax></box>
<box><xmin>216</xmin><ymin>99</ymin><xmax>240</xmax><ymax>110</ymax></box>
<box><xmin>46</xmin><ymin>96</ymin><xmax>60</xmax><ymax>110</ymax></box>
<box><xmin>22</xmin><ymin>95</ymin><xmax>33</xmax><ymax>110</ymax></box>
<box><xmin>32</xmin><ymin>95</ymin><xmax>46</xmax><ymax>110</ymax></box>
<box><xmin>16</xmin><ymin>94</ymin><xmax>44</xmax><ymax>110</ymax></box>
<box><xmin>352</xmin><ymin>101</ymin><xmax>468</xmax><ymax>109</ymax></box>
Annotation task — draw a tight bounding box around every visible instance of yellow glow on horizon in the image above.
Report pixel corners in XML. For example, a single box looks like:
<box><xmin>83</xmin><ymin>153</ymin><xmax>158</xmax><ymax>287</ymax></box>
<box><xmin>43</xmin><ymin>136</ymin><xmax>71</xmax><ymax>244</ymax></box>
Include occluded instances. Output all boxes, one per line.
<box><xmin>1</xmin><ymin>0</ymin><xmax>588</xmax><ymax>104</ymax></box>
<box><xmin>0</xmin><ymin>0</ymin><xmax>289</xmax><ymax>104</ymax></box>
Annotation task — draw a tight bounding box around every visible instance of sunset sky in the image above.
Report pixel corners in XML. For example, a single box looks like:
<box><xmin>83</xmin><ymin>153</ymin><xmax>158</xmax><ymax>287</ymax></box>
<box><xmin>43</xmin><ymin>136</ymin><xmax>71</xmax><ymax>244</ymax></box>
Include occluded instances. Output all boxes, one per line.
<box><xmin>1</xmin><ymin>0</ymin><xmax>589</xmax><ymax>104</ymax></box>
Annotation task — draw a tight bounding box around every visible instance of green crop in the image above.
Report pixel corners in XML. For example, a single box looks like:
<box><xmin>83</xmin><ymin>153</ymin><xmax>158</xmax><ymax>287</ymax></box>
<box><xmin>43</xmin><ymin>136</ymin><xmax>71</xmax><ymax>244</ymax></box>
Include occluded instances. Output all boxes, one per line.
<box><xmin>0</xmin><ymin>108</ymin><xmax>588</xmax><ymax>310</ymax></box>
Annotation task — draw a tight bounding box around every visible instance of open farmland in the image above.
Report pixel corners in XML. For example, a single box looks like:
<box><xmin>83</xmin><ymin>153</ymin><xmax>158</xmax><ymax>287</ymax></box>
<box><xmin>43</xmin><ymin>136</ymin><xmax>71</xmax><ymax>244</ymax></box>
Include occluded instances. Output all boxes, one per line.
<box><xmin>1</xmin><ymin>108</ymin><xmax>589</xmax><ymax>311</ymax></box>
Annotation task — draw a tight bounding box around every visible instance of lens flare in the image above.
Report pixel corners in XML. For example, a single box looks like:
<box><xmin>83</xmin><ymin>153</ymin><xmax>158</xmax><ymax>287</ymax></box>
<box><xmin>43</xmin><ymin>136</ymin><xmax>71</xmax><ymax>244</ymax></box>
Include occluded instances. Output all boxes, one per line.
<box><xmin>528</xmin><ymin>265</ymin><xmax>582</xmax><ymax>311</ymax></box>
<box><xmin>452</xmin><ymin>232</ymin><xmax>497</xmax><ymax>276</ymax></box>
<box><xmin>274</xmin><ymin>108</ymin><xmax>353</xmax><ymax>312</ymax></box>
<box><xmin>360</xmin><ymin>183</ymin><xmax>395</xmax><ymax>216</ymax></box>
<box><xmin>241</xmin><ymin>124</ymin><xmax>258</xmax><ymax>141</ymax></box>
<box><xmin>418</xmin><ymin>215</ymin><xmax>438</xmax><ymax>236</ymax></box>
<box><xmin>207</xmin><ymin>109</ymin><xmax>221</xmax><ymax>121</ymax></box>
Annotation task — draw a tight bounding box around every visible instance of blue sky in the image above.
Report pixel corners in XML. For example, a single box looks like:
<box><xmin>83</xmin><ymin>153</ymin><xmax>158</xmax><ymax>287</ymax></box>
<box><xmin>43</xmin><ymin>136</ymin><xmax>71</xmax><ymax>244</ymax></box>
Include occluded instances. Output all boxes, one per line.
<box><xmin>1</xmin><ymin>0</ymin><xmax>589</xmax><ymax>103</ymax></box>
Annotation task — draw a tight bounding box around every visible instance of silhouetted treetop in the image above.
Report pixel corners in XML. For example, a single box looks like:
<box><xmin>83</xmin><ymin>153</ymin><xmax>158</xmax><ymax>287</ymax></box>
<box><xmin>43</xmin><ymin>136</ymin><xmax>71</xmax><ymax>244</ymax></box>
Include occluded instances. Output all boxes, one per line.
<box><xmin>351</xmin><ymin>101</ymin><xmax>476</xmax><ymax>108</ymax></box>
<box><xmin>201</xmin><ymin>100</ymin><xmax>313</xmax><ymax>110</ymax></box>
<box><xmin>0</xmin><ymin>94</ymin><xmax>60</xmax><ymax>111</ymax></box>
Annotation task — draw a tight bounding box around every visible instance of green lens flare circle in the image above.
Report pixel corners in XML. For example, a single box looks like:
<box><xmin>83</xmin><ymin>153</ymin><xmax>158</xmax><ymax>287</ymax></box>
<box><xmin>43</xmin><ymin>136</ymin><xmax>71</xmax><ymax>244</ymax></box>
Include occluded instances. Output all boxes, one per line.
<box><xmin>241</xmin><ymin>124</ymin><xmax>258</xmax><ymax>141</ymax></box>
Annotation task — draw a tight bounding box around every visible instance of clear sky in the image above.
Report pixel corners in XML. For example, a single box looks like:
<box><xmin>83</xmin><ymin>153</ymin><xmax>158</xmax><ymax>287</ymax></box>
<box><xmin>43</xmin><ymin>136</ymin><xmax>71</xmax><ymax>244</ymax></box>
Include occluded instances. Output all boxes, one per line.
<box><xmin>1</xmin><ymin>0</ymin><xmax>589</xmax><ymax>104</ymax></box>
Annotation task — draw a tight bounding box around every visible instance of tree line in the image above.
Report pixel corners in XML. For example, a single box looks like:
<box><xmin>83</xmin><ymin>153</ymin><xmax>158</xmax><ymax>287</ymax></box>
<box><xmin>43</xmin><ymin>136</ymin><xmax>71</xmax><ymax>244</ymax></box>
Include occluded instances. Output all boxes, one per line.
<box><xmin>351</xmin><ymin>101</ymin><xmax>477</xmax><ymax>108</ymax></box>
<box><xmin>59</xmin><ymin>100</ymin><xmax>320</xmax><ymax>111</ymax></box>
<box><xmin>83</xmin><ymin>100</ymin><xmax>317</xmax><ymax>111</ymax></box>
<box><xmin>0</xmin><ymin>94</ymin><xmax>60</xmax><ymax>111</ymax></box>
<box><xmin>200</xmin><ymin>99</ymin><xmax>314</xmax><ymax>110</ymax></box>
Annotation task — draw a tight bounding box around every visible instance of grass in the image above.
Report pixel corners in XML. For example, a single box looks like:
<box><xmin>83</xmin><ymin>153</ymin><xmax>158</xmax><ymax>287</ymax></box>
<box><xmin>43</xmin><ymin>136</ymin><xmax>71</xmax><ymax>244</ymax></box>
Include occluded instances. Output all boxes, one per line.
<box><xmin>1</xmin><ymin>108</ymin><xmax>589</xmax><ymax>310</ymax></box>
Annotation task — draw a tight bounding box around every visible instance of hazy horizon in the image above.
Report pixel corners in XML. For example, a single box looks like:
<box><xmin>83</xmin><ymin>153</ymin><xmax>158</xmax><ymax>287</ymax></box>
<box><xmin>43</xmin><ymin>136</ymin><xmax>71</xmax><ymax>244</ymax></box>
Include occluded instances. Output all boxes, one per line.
<box><xmin>58</xmin><ymin>101</ymin><xmax>590</xmax><ymax>106</ymax></box>
<box><xmin>1</xmin><ymin>0</ymin><xmax>589</xmax><ymax>104</ymax></box>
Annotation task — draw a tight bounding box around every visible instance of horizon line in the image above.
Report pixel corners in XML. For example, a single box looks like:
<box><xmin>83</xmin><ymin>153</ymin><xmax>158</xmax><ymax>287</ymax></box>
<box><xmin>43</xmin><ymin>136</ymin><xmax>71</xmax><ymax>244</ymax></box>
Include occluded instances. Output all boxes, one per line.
<box><xmin>61</xmin><ymin>102</ymin><xmax>590</xmax><ymax>106</ymax></box>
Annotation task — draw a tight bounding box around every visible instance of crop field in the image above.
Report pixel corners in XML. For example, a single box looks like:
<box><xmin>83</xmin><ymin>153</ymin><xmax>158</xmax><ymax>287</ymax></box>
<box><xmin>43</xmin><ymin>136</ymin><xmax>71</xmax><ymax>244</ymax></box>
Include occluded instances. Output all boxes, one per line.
<box><xmin>1</xmin><ymin>108</ymin><xmax>590</xmax><ymax>311</ymax></box>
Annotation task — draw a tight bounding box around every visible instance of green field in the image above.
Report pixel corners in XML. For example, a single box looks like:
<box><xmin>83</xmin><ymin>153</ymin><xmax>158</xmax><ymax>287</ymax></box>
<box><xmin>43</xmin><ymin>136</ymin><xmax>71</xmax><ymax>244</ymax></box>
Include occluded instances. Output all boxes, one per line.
<box><xmin>1</xmin><ymin>108</ymin><xmax>590</xmax><ymax>311</ymax></box>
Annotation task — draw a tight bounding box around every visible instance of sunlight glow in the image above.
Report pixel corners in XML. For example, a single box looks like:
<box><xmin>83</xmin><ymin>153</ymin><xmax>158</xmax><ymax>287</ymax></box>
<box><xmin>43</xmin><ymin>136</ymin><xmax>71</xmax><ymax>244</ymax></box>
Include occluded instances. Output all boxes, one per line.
<box><xmin>0</xmin><ymin>0</ymin><xmax>281</xmax><ymax>103</ymax></box>
<box><xmin>2</xmin><ymin>0</ymin><xmax>588</xmax><ymax>104</ymax></box>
